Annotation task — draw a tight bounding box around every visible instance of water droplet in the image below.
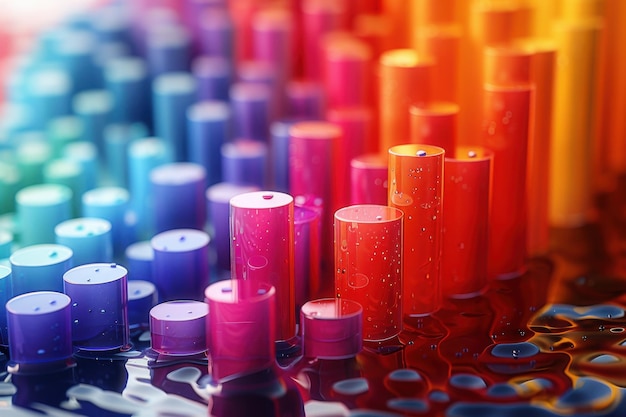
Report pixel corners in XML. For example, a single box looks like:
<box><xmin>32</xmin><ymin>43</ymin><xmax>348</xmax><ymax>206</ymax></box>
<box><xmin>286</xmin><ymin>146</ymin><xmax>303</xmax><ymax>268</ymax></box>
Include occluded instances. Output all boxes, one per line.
<box><xmin>262</xmin><ymin>193</ymin><xmax>274</xmax><ymax>200</ymax></box>
<box><xmin>416</xmin><ymin>149</ymin><xmax>427</xmax><ymax>157</ymax></box>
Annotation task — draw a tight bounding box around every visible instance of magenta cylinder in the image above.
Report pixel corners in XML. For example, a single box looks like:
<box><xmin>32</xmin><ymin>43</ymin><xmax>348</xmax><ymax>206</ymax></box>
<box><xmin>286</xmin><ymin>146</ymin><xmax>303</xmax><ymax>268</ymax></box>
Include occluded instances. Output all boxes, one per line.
<box><xmin>205</xmin><ymin>279</ymin><xmax>275</xmax><ymax>382</ymax></box>
<box><xmin>294</xmin><ymin>205</ymin><xmax>321</xmax><ymax>315</ymax></box>
<box><xmin>229</xmin><ymin>191</ymin><xmax>295</xmax><ymax>341</ymax></box>
<box><xmin>350</xmin><ymin>153</ymin><xmax>388</xmax><ymax>205</ymax></box>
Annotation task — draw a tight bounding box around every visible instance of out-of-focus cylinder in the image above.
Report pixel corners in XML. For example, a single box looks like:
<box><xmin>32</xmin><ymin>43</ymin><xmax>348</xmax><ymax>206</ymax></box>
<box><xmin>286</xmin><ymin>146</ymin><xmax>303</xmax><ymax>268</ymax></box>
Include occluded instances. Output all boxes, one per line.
<box><xmin>409</xmin><ymin>101</ymin><xmax>459</xmax><ymax>154</ymax></box>
<box><xmin>350</xmin><ymin>153</ymin><xmax>388</xmax><ymax>206</ymax></box>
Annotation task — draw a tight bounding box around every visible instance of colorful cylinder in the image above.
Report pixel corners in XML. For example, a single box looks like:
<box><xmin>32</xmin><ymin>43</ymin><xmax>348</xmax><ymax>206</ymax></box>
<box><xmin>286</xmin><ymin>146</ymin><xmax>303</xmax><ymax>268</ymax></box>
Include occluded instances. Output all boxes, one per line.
<box><xmin>6</xmin><ymin>291</ymin><xmax>73</xmax><ymax>365</ymax></box>
<box><xmin>187</xmin><ymin>100</ymin><xmax>231</xmax><ymax>186</ymax></box>
<box><xmin>16</xmin><ymin>184</ymin><xmax>73</xmax><ymax>246</ymax></box>
<box><xmin>221</xmin><ymin>140</ymin><xmax>268</xmax><ymax>188</ymax></box>
<box><xmin>146</xmin><ymin>25</ymin><xmax>192</xmax><ymax>77</ymax></box>
<box><xmin>350</xmin><ymin>153</ymin><xmax>388</xmax><ymax>206</ymax></box>
<box><xmin>192</xmin><ymin>55</ymin><xmax>232</xmax><ymax>102</ymax></box>
<box><xmin>0</xmin><ymin>265</ymin><xmax>11</xmax><ymax>345</ymax></box>
<box><xmin>151</xmin><ymin>228</ymin><xmax>210</xmax><ymax>302</ymax></box>
<box><xmin>334</xmin><ymin>205</ymin><xmax>403</xmax><ymax>341</ymax></box>
<box><xmin>150</xmin><ymin>162</ymin><xmax>207</xmax><ymax>233</ymax></box>
<box><xmin>124</xmin><ymin>240</ymin><xmax>154</xmax><ymax>282</ymax></box>
<box><xmin>128</xmin><ymin>280</ymin><xmax>157</xmax><ymax>330</ymax></box>
<box><xmin>10</xmin><ymin>244</ymin><xmax>74</xmax><ymax>296</ymax></box>
<box><xmin>150</xmin><ymin>300</ymin><xmax>208</xmax><ymax>356</ymax></box>
<box><xmin>55</xmin><ymin>217</ymin><xmax>113</xmax><ymax>266</ymax></box>
<box><xmin>152</xmin><ymin>71</ymin><xmax>196</xmax><ymax>162</ymax></box>
<box><xmin>388</xmin><ymin>144</ymin><xmax>444</xmax><ymax>316</ymax></box>
<box><xmin>442</xmin><ymin>147</ymin><xmax>492</xmax><ymax>298</ymax></box>
<box><xmin>379</xmin><ymin>49</ymin><xmax>433</xmax><ymax>152</ymax></box>
<box><xmin>63</xmin><ymin>263</ymin><xmax>129</xmax><ymax>351</ymax></box>
<box><xmin>294</xmin><ymin>206</ymin><xmax>321</xmax><ymax>315</ymax></box>
<box><xmin>104</xmin><ymin>56</ymin><xmax>151</xmax><ymax>126</ymax></box>
<box><xmin>230</xmin><ymin>191</ymin><xmax>295</xmax><ymax>341</ymax></box>
<box><xmin>82</xmin><ymin>186</ymin><xmax>131</xmax><ymax>256</ymax></box>
<box><xmin>230</xmin><ymin>82</ymin><xmax>271</xmax><ymax>143</ymax></box>
<box><xmin>205</xmin><ymin>279</ymin><xmax>275</xmax><ymax>382</ymax></box>
<box><xmin>409</xmin><ymin>101</ymin><xmax>459</xmax><ymax>154</ymax></box>
<box><xmin>481</xmin><ymin>84</ymin><xmax>531</xmax><ymax>279</ymax></box>
<box><xmin>206</xmin><ymin>182</ymin><xmax>259</xmax><ymax>273</ymax></box>
<box><xmin>301</xmin><ymin>298</ymin><xmax>362</xmax><ymax>359</ymax></box>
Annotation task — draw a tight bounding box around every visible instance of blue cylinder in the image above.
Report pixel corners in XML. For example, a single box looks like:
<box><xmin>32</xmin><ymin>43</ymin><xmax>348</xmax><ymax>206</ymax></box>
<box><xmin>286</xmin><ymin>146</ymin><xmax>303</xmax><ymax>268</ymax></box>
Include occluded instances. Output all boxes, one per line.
<box><xmin>72</xmin><ymin>89</ymin><xmax>113</xmax><ymax>153</ymax></box>
<box><xmin>187</xmin><ymin>100</ymin><xmax>230</xmax><ymax>186</ymax></box>
<box><xmin>27</xmin><ymin>67</ymin><xmax>73</xmax><ymax>130</ymax></box>
<box><xmin>103</xmin><ymin>122</ymin><xmax>148</xmax><ymax>187</ymax></box>
<box><xmin>42</xmin><ymin>158</ymin><xmax>85</xmax><ymax>217</ymax></box>
<box><xmin>269</xmin><ymin>119</ymin><xmax>297</xmax><ymax>193</ymax></box>
<box><xmin>10</xmin><ymin>244</ymin><xmax>74</xmax><ymax>295</ymax></box>
<box><xmin>104</xmin><ymin>57</ymin><xmax>151</xmax><ymax>127</ymax></box>
<box><xmin>146</xmin><ymin>24</ymin><xmax>192</xmax><ymax>78</ymax></box>
<box><xmin>82</xmin><ymin>187</ymin><xmax>131</xmax><ymax>257</ymax></box>
<box><xmin>152</xmin><ymin>72</ymin><xmax>196</xmax><ymax>162</ymax></box>
<box><xmin>63</xmin><ymin>141</ymin><xmax>99</xmax><ymax>192</ymax></box>
<box><xmin>150</xmin><ymin>162</ymin><xmax>207</xmax><ymax>233</ymax></box>
<box><xmin>124</xmin><ymin>240</ymin><xmax>154</xmax><ymax>282</ymax></box>
<box><xmin>230</xmin><ymin>82</ymin><xmax>271</xmax><ymax>143</ymax></box>
<box><xmin>0</xmin><ymin>265</ymin><xmax>11</xmax><ymax>346</ymax></box>
<box><xmin>55</xmin><ymin>217</ymin><xmax>113</xmax><ymax>266</ymax></box>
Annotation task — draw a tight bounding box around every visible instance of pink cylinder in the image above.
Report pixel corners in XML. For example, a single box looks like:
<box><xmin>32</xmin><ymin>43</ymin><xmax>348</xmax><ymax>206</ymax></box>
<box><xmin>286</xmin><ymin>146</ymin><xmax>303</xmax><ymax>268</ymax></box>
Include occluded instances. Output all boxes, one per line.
<box><xmin>289</xmin><ymin>121</ymin><xmax>340</xmax><ymax>279</ymax></box>
<box><xmin>294</xmin><ymin>206</ymin><xmax>321</xmax><ymax>316</ymax></box>
<box><xmin>149</xmin><ymin>300</ymin><xmax>208</xmax><ymax>356</ymax></box>
<box><xmin>322</xmin><ymin>33</ymin><xmax>372</xmax><ymax>108</ymax></box>
<box><xmin>205</xmin><ymin>279</ymin><xmax>275</xmax><ymax>382</ymax></box>
<box><xmin>350</xmin><ymin>153</ymin><xmax>388</xmax><ymax>206</ymax></box>
<box><xmin>229</xmin><ymin>191</ymin><xmax>295</xmax><ymax>341</ymax></box>
<box><xmin>388</xmin><ymin>144</ymin><xmax>444</xmax><ymax>316</ymax></box>
<box><xmin>481</xmin><ymin>84</ymin><xmax>531</xmax><ymax>279</ymax></box>
<box><xmin>334</xmin><ymin>205</ymin><xmax>403</xmax><ymax>341</ymax></box>
<box><xmin>442</xmin><ymin>147</ymin><xmax>493</xmax><ymax>298</ymax></box>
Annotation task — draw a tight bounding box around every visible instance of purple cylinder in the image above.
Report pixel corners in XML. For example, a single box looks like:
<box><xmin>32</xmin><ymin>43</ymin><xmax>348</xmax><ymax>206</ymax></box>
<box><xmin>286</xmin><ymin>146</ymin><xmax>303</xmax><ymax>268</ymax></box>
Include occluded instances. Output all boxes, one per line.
<box><xmin>191</xmin><ymin>55</ymin><xmax>232</xmax><ymax>101</ymax></box>
<box><xmin>301</xmin><ymin>298</ymin><xmax>362</xmax><ymax>359</ymax></box>
<box><xmin>221</xmin><ymin>139</ymin><xmax>268</xmax><ymax>188</ymax></box>
<box><xmin>6</xmin><ymin>291</ymin><xmax>73</xmax><ymax>365</ymax></box>
<box><xmin>198</xmin><ymin>9</ymin><xmax>234</xmax><ymax>63</ymax></box>
<box><xmin>230</xmin><ymin>191</ymin><xmax>295</xmax><ymax>341</ymax></box>
<box><xmin>151</xmin><ymin>228</ymin><xmax>210</xmax><ymax>302</ymax></box>
<box><xmin>149</xmin><ymin>300</ymin><xmax>208</xmax><ymax>356</ymax></box>
<box><xmin>146</xmin><ymin>24</ymin><xmax>192</xmax><ymax>78</ymax></box>
<box><xmin>206</xmin><ymin>182</ymin><xmax>259</xmax><ymax>273</ymax></box>
<box><xmin>230</xmin><ymin>82</ymin><xmax>271</xmax><ymax>143</ymax></box>
<box><xmin>285</xmin><ymin>80</ymin><xmax>325</xmax><ymax>120</ymax></box>
<box><xmin>269</xmin><ymin>119</ymin><xmax>296</xmax><ymax>193</ymax></box>
<box><xmin>63</xmin><ymin>263</ymin><xmax>129</xmax><ymax>351</ymax></box>
<box><xmin>150</xmin><ymin>162</ymin><xmax>207</xmax><ymax>233</ymax></box>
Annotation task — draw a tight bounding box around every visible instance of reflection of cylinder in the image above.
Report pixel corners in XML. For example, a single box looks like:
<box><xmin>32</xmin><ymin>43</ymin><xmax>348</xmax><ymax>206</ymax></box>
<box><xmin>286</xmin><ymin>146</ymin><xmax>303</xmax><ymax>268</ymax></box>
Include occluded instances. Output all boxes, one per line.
<box><xmin>294</xmin><ymin>206</ymin><xmax>321</xmax><ymax>315</ymax></box>
<box><xmin>150</xmin><ymin>162</ymin><xmax>207</xmax><ymax>233</ymax></box>
<box><xmin>205</xmin><ymin>280</ymin><xmax>275</xmax><ymax>382</ymax></box>
<box><xmin>442</xmin><ymin>147</ymin><xmax>492</xmax><ymax>298</ymax></box>
<box><xmin>388</xmin><ymin>144</ymin><xmax>444</xmax><ymax>316</ymax></box>
<box><xmin>301</xmin><ymin>298</ymin><xmax>362</xmax><ymax>359</ymax></box>
<box><xmin>481</xmin><ymin>84</ymin><xmax>531</xmax><ymax>278</ymax></box>
<box><xmin>6</xmin><ymin>291</ymin><xmax>72</xmax><ymax>365</ymax></box>
<box><xmin>63</xmin><ymin>263</ymin><xmax>129</xmax><ymax>351</ymax></box>
<box><xmin>150</xmin><ymin>300</ymin><xmax>208</xmax><ymax>356</ymax></box>
<box><xmin>10</xmin><ymin>244</ymin><xmax>74</xmax><ymax>296</ymax></box>
<box><xmin>335</xmin><ymin>205</ymin><xmax>403</xmax><ymax>341</ymax></box>
<box><xmin>151</xmin><ymin>229</ymin><xmax>210</xmax><ymax>302</ymax></box>
<box><xmin>350</xmin><ymin>153</ymin><xmax>388</xmax><ymax>205</ymax></box>
<box><xmin>230</xmin><ymin>191</ymin><xmax>295</xmax><ymax>341</ymax></box>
